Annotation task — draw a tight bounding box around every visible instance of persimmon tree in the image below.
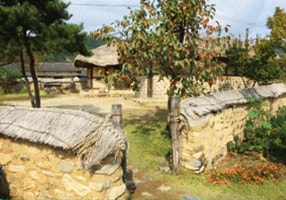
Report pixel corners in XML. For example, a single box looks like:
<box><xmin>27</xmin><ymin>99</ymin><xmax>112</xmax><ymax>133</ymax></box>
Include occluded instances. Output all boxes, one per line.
<box><xmin>95</xmin><ymin>0</ymin><xmax>227</xmax><ymax>98</ymax></box>
<box><xmin>95</xmin><ymin>0</ymin><xmax>227</xmax><ymax>172</ymax></box>
<box><xmin>0</xmin><ymin>0</ymin><xmax>89</xmax><ymax>108</ymax></box>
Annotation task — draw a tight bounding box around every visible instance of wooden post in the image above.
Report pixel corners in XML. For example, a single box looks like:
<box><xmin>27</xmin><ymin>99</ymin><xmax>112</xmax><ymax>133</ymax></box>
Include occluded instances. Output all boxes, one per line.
<box><xmin>169</xmin><ymin>96</ymin><xmax>180</xmax><ymax>173</ymax></box>
<box><xmin>111</xmin><ymin>104</ymin><xmax>122</xmax><ymax>126</ymax></box>
<box><xmin>111</xmin><ymin>104</ymin><xmax>127</xmax><ymax>182</ymax></box>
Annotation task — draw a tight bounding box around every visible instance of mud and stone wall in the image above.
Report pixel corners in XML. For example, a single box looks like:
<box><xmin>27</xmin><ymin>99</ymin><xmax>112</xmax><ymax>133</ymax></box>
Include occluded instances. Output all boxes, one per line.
<box><xmin>0</xmin><ymin>137</ymin><xmax>129</xmax><ymax>200</ymax></box>
<box><xmin>135</xmin><ymin>75</ymin><xmax>255</xmax><ymax>100</ymax></box>
<box><xmin>179</xmin><ymin>92</ymin><xmax>286</xmax><ymax>174</ymax></box>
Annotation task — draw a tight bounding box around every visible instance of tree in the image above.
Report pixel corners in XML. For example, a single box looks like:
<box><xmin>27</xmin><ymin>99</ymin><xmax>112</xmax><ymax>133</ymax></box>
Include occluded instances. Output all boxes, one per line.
<box><xmin>95</xmin><ymin>0</ymin><xmax>227</xmax><ymax>172</ymax></box>
<box><xmin>267</xmin><ymin>7</ymin><xmax>286</xmax><ymax>77</ymax></box>
<box><xmin>0</xmin><ymin>0</ymin><xmax>89</xmax><ymax>107</ymax></box>
<box><xmin>95</xmin><ymin>0</ymin><xmax>226</xmax><ymax>98</ymax></box>
<box><xmin>267</xmin><ymin>7</ymin><xmax>286</xmax><ymax>52</ymax></box>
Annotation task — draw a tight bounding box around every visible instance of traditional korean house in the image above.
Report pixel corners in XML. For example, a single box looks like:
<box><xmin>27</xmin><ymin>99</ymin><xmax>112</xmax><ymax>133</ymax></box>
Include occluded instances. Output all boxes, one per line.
<box><xmin>74</xmin><ymin>45</ymin><xmax>120</xmax><ymax>90</ymax></box>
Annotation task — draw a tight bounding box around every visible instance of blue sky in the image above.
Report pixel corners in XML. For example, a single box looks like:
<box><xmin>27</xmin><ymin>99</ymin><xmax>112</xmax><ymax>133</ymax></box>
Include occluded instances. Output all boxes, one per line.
<box><xmin>63</xmin><ymin>0</ymin><xmax>286</xmax><ymax>38</ymax></box>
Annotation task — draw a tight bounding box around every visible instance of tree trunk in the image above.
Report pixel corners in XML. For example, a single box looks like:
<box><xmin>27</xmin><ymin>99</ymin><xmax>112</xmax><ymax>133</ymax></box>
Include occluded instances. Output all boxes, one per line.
<box><xmin>20</xmin><ymin>51</ymin><xmax>36</xmax><ymax>107</ymax></box>
<box><xmin>168</xmin><ymin>96</ymin><xmax>180</xmax><ymax>173</ymax></box>
<box><xmin>25</xmin><ymin>42</ymin><xmax>41</xmax><ymax>108</ymax></box>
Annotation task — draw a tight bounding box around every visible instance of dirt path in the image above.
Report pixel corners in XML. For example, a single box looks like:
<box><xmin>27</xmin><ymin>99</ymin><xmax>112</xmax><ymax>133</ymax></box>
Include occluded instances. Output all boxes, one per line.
<box><xmin>3</xmin><ymin>93</ymin><xmax>167</xmax><ymax>114</ymax></box>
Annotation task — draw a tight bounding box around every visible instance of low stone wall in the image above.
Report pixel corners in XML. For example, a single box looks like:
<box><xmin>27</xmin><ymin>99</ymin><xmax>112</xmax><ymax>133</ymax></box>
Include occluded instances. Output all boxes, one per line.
<box><xmin>0</xmin><ymin>137</ymin><xmax>128</xmax><ymax>199</ymax></box>
<box><xmin>135</xmin><ymin>75</ymin><xmax>255</xmax><ymax>100</ymax></box>
<box><xmin>178</xmin><ymin>83</ymin><xmax>286</xmax><ymax>173</ymax></box>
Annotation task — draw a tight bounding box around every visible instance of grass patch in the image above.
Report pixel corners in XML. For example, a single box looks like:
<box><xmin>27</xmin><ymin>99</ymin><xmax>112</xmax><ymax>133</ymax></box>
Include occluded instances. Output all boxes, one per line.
<box><xmin>124</xmin><ymin>107</ymin><xmax>286</xmax><ymax>200</ymax></box>
<box><xmin>0</xmin><ymin>91</ymin><xmax>58</xmax><ymax>105</ymax></box>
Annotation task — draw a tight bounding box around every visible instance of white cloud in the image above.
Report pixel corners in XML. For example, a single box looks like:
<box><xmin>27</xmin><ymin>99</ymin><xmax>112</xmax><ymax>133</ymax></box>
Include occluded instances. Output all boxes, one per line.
<box><xmin>64</xmin><ymin>0</ymin><xmax>286</xmax><ymax>38</ymax></box>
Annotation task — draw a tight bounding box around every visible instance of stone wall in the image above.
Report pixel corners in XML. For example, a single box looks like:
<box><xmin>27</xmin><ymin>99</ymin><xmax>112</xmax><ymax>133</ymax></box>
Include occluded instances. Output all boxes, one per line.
<box><xmin>0</xmin><ymin>137</ymin><xmax>129</xmax><ymax>200</ymax></box>
<box><xmin>178</xmin><ymin>84</ymin><xmax>286</xmax><ymax>173</ymax></box>
<box><xmin>135</xmin><ymin>75</ymin><xmax>255</xmax><ymax>100</ymax></box>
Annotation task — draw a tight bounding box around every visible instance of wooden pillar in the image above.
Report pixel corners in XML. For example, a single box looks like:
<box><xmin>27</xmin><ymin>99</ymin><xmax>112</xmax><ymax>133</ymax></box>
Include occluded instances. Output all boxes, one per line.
<box><xmin>111</xmin><ymin>104</ymin><xmax>122</xmax><ymax>126</ymax></box>
<box><xmin>111</xmin><ymin>104</ymin><xmax>127</xmax><ymax>181</ymax></box>
<box><xmin>169</xmin><ymin>96</ymin><xmax>180</xmax><ymax>173</ymax></box>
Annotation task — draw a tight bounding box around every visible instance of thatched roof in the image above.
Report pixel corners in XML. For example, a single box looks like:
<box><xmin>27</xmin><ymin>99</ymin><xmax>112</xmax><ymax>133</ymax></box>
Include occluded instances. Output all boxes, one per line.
<box><xmin>180</xmin><ymin>83</ymin><xmax>286</xmax><ymax>122</ymax></box>
<box><xmin>74</xmin><ymin>45</ymin><xmax>119</xmax><ymax>68</ymax></box>
<box><xmin>0</xmin><ymin>106</ymin><xmax>127</xmax><ymax>170</ymax></box>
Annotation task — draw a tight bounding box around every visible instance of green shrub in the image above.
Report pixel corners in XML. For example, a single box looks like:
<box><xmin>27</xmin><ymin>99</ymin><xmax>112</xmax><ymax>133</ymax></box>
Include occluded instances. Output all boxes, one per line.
<box><xmin>0</xmin><ymin>67</ymin><xmax>24</xmax><ymax>94</ymax></box>
<box><xmin>228</xmin><ymin>97</ymin><xmax>286</xmax><ymax>156</ymax></box>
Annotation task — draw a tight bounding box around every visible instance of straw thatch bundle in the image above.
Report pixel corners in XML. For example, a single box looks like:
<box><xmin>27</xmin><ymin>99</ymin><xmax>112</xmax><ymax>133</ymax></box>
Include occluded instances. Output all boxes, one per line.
<box><xmin>180</xmin><ymin>83</ymin><xmax>286</xmax><ymax>122</ymax></box>
<box><xmin>0</xmin><ymin>106</ymin><xmax>127</xmax><ymax>170</ymax></box>
<box><xmin>74</xmin><ymin>45</ymin><xmax>119</xmax><ymax>68</ymax></box>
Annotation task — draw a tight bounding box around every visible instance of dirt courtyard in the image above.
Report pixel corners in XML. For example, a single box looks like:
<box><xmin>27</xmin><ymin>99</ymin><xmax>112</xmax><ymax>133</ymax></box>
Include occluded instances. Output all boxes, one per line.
<box><xmin>3</xmin><ymin>91</ymin><xmax>168</xmax><ymax>116</ymax></box>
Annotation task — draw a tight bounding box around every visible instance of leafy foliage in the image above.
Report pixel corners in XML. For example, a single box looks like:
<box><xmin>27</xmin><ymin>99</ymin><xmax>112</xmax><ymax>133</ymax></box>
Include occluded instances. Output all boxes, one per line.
<box><xmin>228</xmin><ymin>98</ymin><xmax>286</xmax><ymax>156</ymax></box>
<box><xmin>0</xmin><ymin>0</ymin><xmax>89</xmax><ymax>107</ymax></box>
<box><xmin>225</xmin><ymin>28</ymin><xmax>284</xmax><ymax>87</ymax></box>
<box><xmin>95</xmin><ymin>0</ymin><xmax>228</xmax><ymax>97</ymax></box>
<box><xmin>267</xmin><ymin>7</ymin><xmax>286</xmax><ymax>53</ymax></box>
<box><xmin>0</xmin><ymin>67</ymin><xmax>22</xmax><ymax>80</ymax></box>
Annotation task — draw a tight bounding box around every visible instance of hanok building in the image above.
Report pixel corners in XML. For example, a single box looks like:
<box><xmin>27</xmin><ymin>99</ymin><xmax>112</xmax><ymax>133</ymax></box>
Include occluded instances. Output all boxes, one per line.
<box><xmin>74</xmin><ymin>45</ymin><xmax>121</xmax><ymax>90</ymax></box>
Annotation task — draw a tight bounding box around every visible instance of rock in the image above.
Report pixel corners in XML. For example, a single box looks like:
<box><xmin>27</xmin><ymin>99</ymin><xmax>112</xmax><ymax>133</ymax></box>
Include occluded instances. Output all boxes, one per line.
<box><xmin>142</xmin><ymin>192</ymin><xmax>153</xmax><ymax>197</ymax></box>
<box><xmin>55</xmin><ymin>189</ymin><xmax>74</xmax><ymax>199</ymax></box>
<box><xmin>158</xmin><ymin>166</ymin><xmax>171</xmax><ymax>173</ymax></box>
<box><xmin>23</xmin><ymin>191</ymin><xmax>35</xmax><ymax>199</ymax></box>
<box><xmin>107</xmin><ymin>184</ymin><xmax>126</xmax><ymax>200</ymax></box>
<box><xmin>29</xmin><ymin>170</ymin><xmax>47</xmax><ymax>184</ymax></box>
<box><xmin>89</xmin><ymin>181</ymin><xmax>110</xmax><ymax>192</ymax></box>
<box><xmin>126</xmin><ymin>180</ymin><xmax>136</xmax><ymax>194</ymax></box>
<box><xmin>8</xmin><ymin>165</ymin><xmax>25</xmax><ymax>173</ymax></box>
<box><xmin>157</xmin><ymin>185</ymin><xmax>171</xmax><ymax>192</ymax></box>
<box><xmin>192</xmin><ymin>152</ymin><xmax>203</xmax><ymax>160</ymax></box>
<box><xmin>0</xmin><ymin>153</ymin><xmax>13</xmax><ymax>165</ymax></box>
<box><xmin>182</xmin><ymin>195</ymin><xmax>201</xmax><ymax>200</ymax></box>
<box><xmin>58</xmin><ymin>161</ymin><xmax>74</xmax><ymax>173</ymax></box>
<box><xmin>95</xmin><ymin>164</ymin><xmax>120</xmax><ymax>176</ymax></box>
<box><xmin>35</xmin><ymin>161</ymin><xmax>51</xmax><ymax>170</ymax></box>
<box><xmin>22</xmin><ymin>178</ymin><xmax>35</xmax><ymax>190</ymax></box>
<box><xmin>192</xmin><ymin>160</ymin><xmax>202</xmax><ymax>168</ymax></box>
<box><xmin>62</xmin><ymin>174</ymin><xmax>91</xmax><ymax>197</ymax></box>
<box><xmin>20</xmin><ymin>154</ymin><xmax>30</xmax><ymax>162</ymax></box>
<box><xmin>41</xmin><ymin>170</ymin><xmax>61</xmax><ymax>177</ymax></box>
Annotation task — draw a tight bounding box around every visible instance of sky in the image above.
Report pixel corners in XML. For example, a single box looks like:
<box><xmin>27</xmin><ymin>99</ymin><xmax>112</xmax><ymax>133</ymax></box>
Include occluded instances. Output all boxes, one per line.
<box><xmin>63</xmin><ymin>0</ymin><xmax>286</xmax><ymax>39</ymax></box>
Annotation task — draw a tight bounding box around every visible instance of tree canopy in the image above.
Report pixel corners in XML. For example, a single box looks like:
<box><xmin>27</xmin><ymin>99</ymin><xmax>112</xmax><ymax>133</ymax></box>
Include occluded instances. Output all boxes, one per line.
<box><xmin>0</xmin><ymin>0</ymin><xmax>89</xmax><ymax>107</ymax></box>
<box><xmin>95</xmin><ymin>0</ymin><xmax>228</xmax><ymax>98</ymax></box>
<box><xmin>267</xmin><ymin>7</ymin><xmax>286</xmax><ymax>52</ymax></box>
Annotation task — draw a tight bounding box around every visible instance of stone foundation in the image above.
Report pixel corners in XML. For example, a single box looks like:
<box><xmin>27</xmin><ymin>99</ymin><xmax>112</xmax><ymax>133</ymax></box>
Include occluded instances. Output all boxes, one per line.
<box><xmin>0</xmin><ymin>137</ymin><xmax>129</xmax><ymax>200</ymax></box>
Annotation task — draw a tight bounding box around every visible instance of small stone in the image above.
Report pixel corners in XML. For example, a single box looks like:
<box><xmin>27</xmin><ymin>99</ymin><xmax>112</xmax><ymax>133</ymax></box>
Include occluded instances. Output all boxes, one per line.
<box><xmin>29</xmin><ymin>170</ymin><xmax>47</xmax><ymax>184</ymax></box>
<box><xmin>182</xmin><ymin>195</ymin><xmax>201</xmax><ymax>200</ymax></box>
<box><xmin>157</xmin><ymin>185</ymin><xmax>171</xmax><ymax>192</ymax></box>
<box><xmin>62</xmin><ymin>174</ymin><xmax>91</xmax><ymax>197</ymax></box>
<box><xmin>158</xmin><ymin>166</ymin><xmax>171</xmax><ymax>173</ymax></box>
<box><xmin>192</xmin><ymin>160</ymin><xmax>202</xmax><ymax>168</ymax></box>
<box><xmin>8</xmin><ymin>165</ymin><xmax>25</xmax><ymax>173</ymax></box>
<box><xmin>22</xmin><ymin>178</ymin><xmax>35</xmax><ymax>190</ymax></box>
<box><xmin>55</xmin><ymin>189</ymin><xmax>74</xmax><ymax>199</ymax></box>
<box><xmin>23</xmin><ymin>191</ymin><xmax>35</xmax><ymax>199</ymax></box>
<box><xmin>58</xmin><ymin>160</ymin><xmax>74</xmax><ymax>173</ymax></box>
<box><xmin>35</xmin><ymin>161</ymin><xmax>51</xmax><ymax>170</ymax></box>
<box><xmin>142</xmin><ymin>192</ymin><xmax>153</xmax><ymax>197</ymax></box>
<box><xmin>95</xmin><ymin>164</ymin><xmax>120</xmax><ymax>175</ymax></box>
<box><xmin>0</xmin><ymin>153</ymin><xmax>13</xmax><ymax>165</ymax></box>
<box><xmin>107</xmin><ymin>184</ymin><xmax>126</xmax><ymax>200</ymax></box>
<box><xmin>192</xmin><ymin>152</ymin><xmax>203</xmax><ymax>159</ymax></box>
<box><xmin>89</xmin><ymin>182</ymin><xmax>110</xmax><ymax>192</ymax></box>
<box><xmin>126</xmin><ymin>181</ymin><xmax>136</xmax><ymax>194</ymax></box>
<box><xmin>41</xmin><ymin>170</ymin><xmax>61</xmax><ymax>177</ymax></box>
<box><xmin>20</xmin><ymin>154</ymin><xmax>30</xmax><ymax>162</ymax></box>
